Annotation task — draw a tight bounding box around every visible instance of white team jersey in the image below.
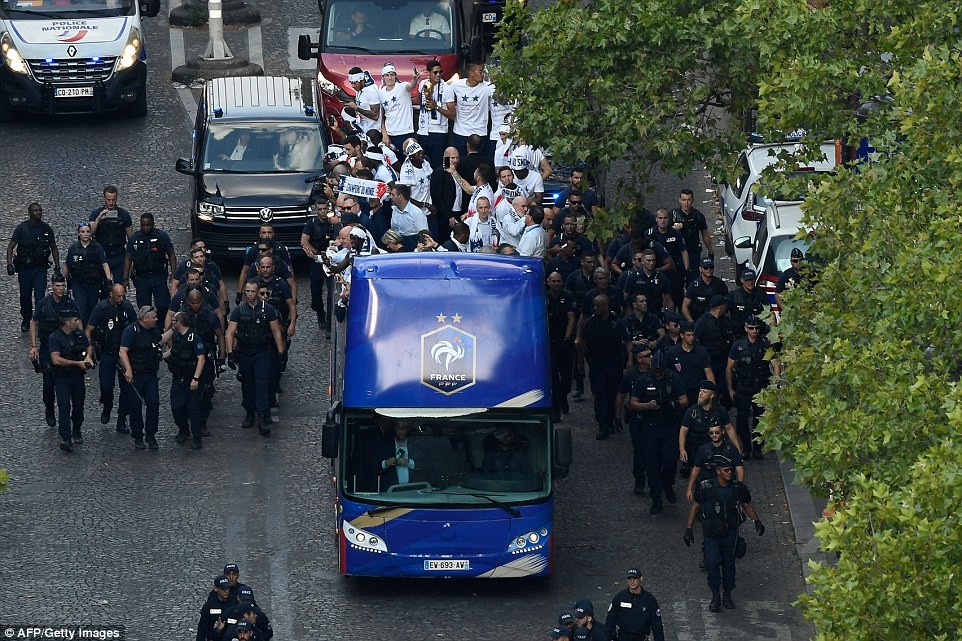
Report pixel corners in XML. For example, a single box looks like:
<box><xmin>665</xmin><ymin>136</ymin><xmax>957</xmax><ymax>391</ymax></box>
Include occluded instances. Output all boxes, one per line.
<box><xmin>449</xmin><ymin>79</ymin><xmax>493</xmax><ymax>136</ymax></box>
<box><xmin>513</xmin><ymin>171</ymin><xmax>545</xmax><ymax>197</ymax></box>
<box><xmin>494</xmin><ymin>137</ymin><xmax>514</xmax><ymax>169</ymax></box>
<box><xmin>489</xmin><ymin>93</ymin><xmax>514</xmax><ymax>140</ymax></box>
<box><xmin>355</xmin><ymin>84</ymin><xmax>382</xmax><ymax>133</ymax></box>
<box><xmin>379</xmin><ymin>83</ymin><xmax>415</xmax><ymax>135</ymax></box>
<box><xmin>418</xmin><ymin>79</ymin><xmax>453</xmax><ymax>135</ymax></box>
<box><xmin>398</xmin><ymin>158</ymin><xmax>434</xmax><ymax>211</ymax></box>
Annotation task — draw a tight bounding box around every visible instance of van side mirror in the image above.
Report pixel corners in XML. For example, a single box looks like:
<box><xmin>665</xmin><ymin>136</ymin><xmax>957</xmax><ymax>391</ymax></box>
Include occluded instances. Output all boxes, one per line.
<box><xmin>298</xmin><ymin>34</ymin><xmax>319</xmax><ymax>61</ymax></box>
<box><xmin>140</xmin><ymin>0</ymin><xmax>160</xmax><ymax>17</ymax></box>
<box><xmin>734</xmin><ymin>236</ymin><xmax>752</xmax><ymax>250</ymax></box>
<box><xmin>175</xmin><ymin>158</ymin><xmax>194</xmax><ymax>175</ymax></box>
<box><xmin>553</xmin><ymin>427</ymin><xmax>572</xmax><ymax>479</ymax></box>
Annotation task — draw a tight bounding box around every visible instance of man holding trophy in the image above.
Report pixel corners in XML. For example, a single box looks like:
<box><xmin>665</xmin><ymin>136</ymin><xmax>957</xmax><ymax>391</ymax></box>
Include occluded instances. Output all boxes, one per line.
<box><xmin>417</xmin><ymin>59</ymin><xmax>453</xmax><ymax>169</ymax></box>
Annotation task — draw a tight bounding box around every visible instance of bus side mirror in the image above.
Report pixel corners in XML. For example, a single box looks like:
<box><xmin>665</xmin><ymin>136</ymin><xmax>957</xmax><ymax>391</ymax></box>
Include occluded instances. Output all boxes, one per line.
<box><xmin>553</xmin><ymin>427</ymin><xmax>572</xmax><ymax>479</ymax></box>
<box><xmin>322</xmin><ymin>407</ymin><xmax>340</xmax><ymax>459</ymax></box>
<box><xmin>140</xmin><ymin>0</ymin><xmax>160</xmax><ymax>17</ymax></box>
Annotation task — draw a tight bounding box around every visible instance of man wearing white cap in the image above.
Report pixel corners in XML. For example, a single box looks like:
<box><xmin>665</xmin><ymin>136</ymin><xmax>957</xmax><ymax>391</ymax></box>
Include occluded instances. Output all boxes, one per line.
<box><xmin>508</xmin><ymin>148</ymin><xmax>545</xmax><ymax>203</ymax></box>
<box><xmin>379</xmin><ymin>63</ymin><xmax>420</xmax><ymax>152</ymax></box>
<box><xmin>489</xmin><ymin>91</ymin><xmax>514</xmax><ymax>163</ymax></box>
<box><xmin>493</xmin><ymin>124</ymin><xmax>514</xmax><ymax>168</ymax></box>
<box><xmin>397</xmin><ymin>141</ymin><xmax>436</xmax><ymax>236</ymax></box>
<box><xmin>346</xmin><ymin>66</ymin><xmax>381</xmax><ymax>134</ymax></box>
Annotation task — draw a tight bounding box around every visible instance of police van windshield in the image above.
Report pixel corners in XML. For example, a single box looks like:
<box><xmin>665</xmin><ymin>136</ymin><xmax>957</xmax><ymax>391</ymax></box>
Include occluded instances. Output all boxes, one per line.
<box><xmin>0</xmin><ymin>0</ymin><xmax>135</xmax><ymax>19</ymax></box>
<box><xmin>203</xmin><ymin>123</ymin><xmax>325</xmax><ymax>173</ymax></box>
<box><xmin>755</xmin><ymin>228</ymin><xmax>811</xmax><ymax>277</ymax></box>
<box><xmin>323</xmin><ymin>0</ymin><xmax>456</xmax><ymax>54</ymax></box>
<box><xmin>341</xmin><ymin>410</ymin><xmax>551</xmax><ymax>505</ymax></box>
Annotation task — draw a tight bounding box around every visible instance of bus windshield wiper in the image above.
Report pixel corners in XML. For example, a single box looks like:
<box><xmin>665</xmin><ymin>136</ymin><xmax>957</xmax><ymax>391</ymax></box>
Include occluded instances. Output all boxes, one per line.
<box><xmin>435</xmin><ymin>491</ymin><xmax>521</xmax><ymax>517</ymax></box>
<box><xmin>366</xmin><ymin>503</ymin><xmax>417</xmax><ymax>516</ymax></box>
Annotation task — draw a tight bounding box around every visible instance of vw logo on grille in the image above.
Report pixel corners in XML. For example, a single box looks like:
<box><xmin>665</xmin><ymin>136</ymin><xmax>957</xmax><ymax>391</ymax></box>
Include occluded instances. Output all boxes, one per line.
<box><xmin>259</xmin><ymin>207</ymin><xmax>274</xmax><ymax>222</ymax></box>
<box><xmin>67</xmin><ymin>45</ymin><xmax>77</xmax><ymax>57</ymax></box>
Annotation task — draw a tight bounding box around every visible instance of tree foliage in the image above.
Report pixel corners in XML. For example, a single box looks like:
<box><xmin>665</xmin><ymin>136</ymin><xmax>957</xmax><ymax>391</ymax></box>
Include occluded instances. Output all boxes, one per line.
<box><xmin>493</xmin><ymin>0</ymin><xmax>760</xmax><ymax>238</ymax></box>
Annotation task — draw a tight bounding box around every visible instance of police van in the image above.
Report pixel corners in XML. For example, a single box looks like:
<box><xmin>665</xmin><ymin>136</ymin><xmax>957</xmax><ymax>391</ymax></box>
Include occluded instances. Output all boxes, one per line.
<box><xmin>0</xmin><ymin>0</ymin><xmax>160</xmax><ymax>121</ymax></box>
<box><xmin>175</xmin><ymin>76</ymin><xmax>328</xmax><ymax>257</ymax></box>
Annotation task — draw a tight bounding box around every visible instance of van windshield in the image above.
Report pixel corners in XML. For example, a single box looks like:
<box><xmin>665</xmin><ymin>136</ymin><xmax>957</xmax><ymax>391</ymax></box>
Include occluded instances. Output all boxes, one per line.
<box><xmin>0</xmin><ymin>0</ymin><xmax>135</xmax><ymax>19</ymax></box>
<box><xmin>203</xmin><ymin>123</ymin><xmax>325</xmax><ymax>173</ymax></box>
<box><xmin>323</xmin><ymin>0</ymin><xmax>456</xmax><ymax>54</ymax></box>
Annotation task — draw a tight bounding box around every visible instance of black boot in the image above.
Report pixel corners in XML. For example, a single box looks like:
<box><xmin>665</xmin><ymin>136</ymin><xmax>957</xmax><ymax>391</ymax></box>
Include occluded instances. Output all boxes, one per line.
<box><xmin>709</xmin><ymin>590</ymin><xmax>721</xmax><ymax>613</ymax></box>
<box><xmin>175</xmin><ymin>425</ymin><xmax>190</xmax><ymax>444</ymax></box>
<box><xmin>116</xmin><ymin>415</ymin><xmax>129</xmax><ymax>434</ymax></box>
<box><xmin>100</xmin><ymin>404</ymin><xmax>111</xmax><ymax>424</ymax></box>
<box><xmin>241</xmin><ymin>412</ymin><xmax>255</xmax><ymax>429</ymax></box>
<box><xmin>257</xmin><ymin>413</ymin><xmax>272</xmax><ymax>437</ymax></box>
<box><xmin>191</xmin><ymin>436</ymin><xmax>203</xmax><ymax>451</ymax></box>
<box><xmin>45</xmin><ymin>405</ymin><xmax>56</xmax><ymax>428</ymax></box>
<box><xmin>723</xmin><ymin>591</ymin><xmax>735</xmax><ymax>609</ymax></box>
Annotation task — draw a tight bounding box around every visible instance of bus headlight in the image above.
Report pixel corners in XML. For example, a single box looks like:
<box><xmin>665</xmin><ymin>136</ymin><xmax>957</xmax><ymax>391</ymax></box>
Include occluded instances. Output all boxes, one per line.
<box><xmin>508</xmin><ymin>527</ymin><xmax>549</xmax><ymax>554</ymax></box>
<box><xmin>1</xmin><ymin>33</ymin><xmax>29</xmax><ymax>76</ymax></box>
<box><xmin>114</xmin><ymin>27</ymin><xmax>142</xmax><ymax>72</ymax></box>
<box><xmin>344</xmin><ymin>524</ymin><xmax>388</xmax><ymax>553</ymax></box>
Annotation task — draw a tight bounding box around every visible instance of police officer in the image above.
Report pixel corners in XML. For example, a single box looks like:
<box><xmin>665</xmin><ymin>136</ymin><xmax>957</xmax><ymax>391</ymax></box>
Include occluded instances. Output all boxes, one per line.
<box><xmin>565</xmin><ymin>252</ymin><xmax>598</xmax><ymax>400</ymax></box>
<box><xmin>727</xmin><ymin>268</ymin><xmax>767</xmax><ymax>338</ymax></box>
<box><xmin>123</xmin><ymin>213</ymin><xmax>177</xmax><ymax>323</ymax></box>
<box><xmin>48</xmin><ymin>309</ymin><xmax>92</xmax><ymax>452</ymax></box>
<box><xmin>579</xmin><ymin>294</ymin><xmax>625</xmax><ymax>440</ymax></box>
<box><xmin>727</xmin><ymin>315</ymin><xmax>780</xmax><ymax>460</ymax></box>
<box><xmin>89</xmin><ymin>184</ymin><xmax>133</xmax><ymax>293</ymax></box>
<box><xmin>572</xmin><ymin>600</ymin><xmax>608</xmax><ymax>641</ymax></box>
<box><xmin>620</xmin><ymin>250</ymin><xmax>672</xmax><ymax>320</ymax></box>
<box><xmin>684</xmin><ymin>456</ymin><xmax>765</xmax><ymax>612</ymax></box>
<box><xmin>603</xmin><ymin>568</ymin><xmax>665</xmax><ymax>641</ymax></box>
<box><xmin>648</xmin><ymin>208</ymin><xmax>688</xmax><ymax>312</ymax></box>
<box><xmin>166</xmin><ymin>268</ymin><xmax>221</xmax><ymax>329</ymax></box>
<box><xmin>86</xmin><ymin>283</ymin><xmax>137</xmax><ymax>432</ymax></box>
<box><xmin>29</xmin><ymin>273</ymin><xmax>78</xmax><ymax>428</ymax></box>
<box><xmin>7</xmin><ymin>202</ymin><xmax>60</xmax><ymax>332</ymax></box>
<box><xmin>619</xmin><ymin>293</ymin><xmax>663</xmax><ymax>364</ymax></box>
<box><xmin>694</xmin><ymin>295</ymin><xmax>733</xmax><ymax>407</ymax></box>
<box><xmin>681</xmin><ymin>257</ymin><xmax>728</xmax><ymax>323</ymax></box>
<box><xmin>628</xmin><ymin>350</ymin><xmax>687</xmax><ymax>514</ymax></box>
<box><xmin>301</xmin><ymin>197</ymin><xmax>341</xmax><ymax>331</ymax></box>
<box><xmin>161</xmin><ymin>311</ymin><xmax>208</xmax><ymax>450</ymax></box>
<box><xmin>667</xmin><ymin>322</ymin><xmax>714</xmax><ymax>408</ymax></box>
<box><xmin>171</xmin><ymin>241</ymin><xmax>225</xmax><ymax>295</ymax></box>
<box><xmin>685</xmin><ymin>401</ymin><xmax>745</xmax><ymax>502</ymax></box>
<box><xmin>184</xmin><ymin>288</ymin><xmax>226</xmax><ymax>429</ymax></box>
<box><xmin>63</xmin><ymin>221</ymin><xmax>111</xmax><ymax>324</ymax></box>
<box><xmin>170</xmin><ymin>250</ymin><xmax>227</xmax><ymax>327</ymax></box>
<box><xmin>219</xmin><ymin>591</ymin><xmax>272</xmax><ymax>641</ymax></box>
<box><xmin>671</xmin><ymin>188</ymin><xmax>712</xmax><ymax>278</ymax></box>
<box><xmin>546</xmin><ymin>270</ymin><xmax>576</xmax><ymax>422</ymax></box>
<box><xmin>680</xmin><ymin>380</ymin><xmax>743</xmax><ymax>490</ymax></box>
<box><xmin>775</xmin><ymin>247</ymin><xmax>805</xmax><ymax>310</ymax></box>
<box><xmin>196</xmin><ymin>575</ymin><xmax>237</xmax><ymax>641</ymax></box>
<box><xmin>226</xmin><ymin>282</ymin><xmax>287</xmax><ymax>435</ymax></box>
<box><xmin>119</xmin><ymin>306</ymin><xmax>163</xmax><ymax>450</ymax></box>
<box><xmin>223</xmin><ymin>562</ymin><xmax>257</xmax><ymax>605</ymax></box>
<box><xmin>236</xmin><ymin>224</ymin><xmax>296</xmax><ymax>305</ymax></box>
<box><xmin>616</xmin><ymin>344</ymin><xmax>652</xmax><ymax>495</ymax></box>
<box><xmin>249</xmin><ymin>257</ymin><xmax>297</xmax><ymax>408</ymax></box>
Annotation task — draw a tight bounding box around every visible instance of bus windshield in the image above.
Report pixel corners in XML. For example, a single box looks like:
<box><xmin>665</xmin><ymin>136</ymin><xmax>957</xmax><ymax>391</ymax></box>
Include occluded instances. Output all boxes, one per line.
<box><xmin>323</xmin><ymin>0</ymin><xmax>456</xmax><ymax>54</ymax></box>
<box><xmin>203</xmin><ymin>122</ymin><xmax>324</xmax><ymax>173</ymax></box>
<box><xmin>342</xmin><ymin>410</ymin><xmax>551</xmax><ymax>505</ymax></box>
<box><xmin>1</xmin><ymin>0</ymin><xmax>135</xmax><ymax>19</ymax></box>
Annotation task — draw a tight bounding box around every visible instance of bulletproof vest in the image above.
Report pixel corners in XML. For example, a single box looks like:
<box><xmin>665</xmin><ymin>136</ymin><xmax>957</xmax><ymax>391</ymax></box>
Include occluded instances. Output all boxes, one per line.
<box><xmin>698</xmin><ymin>315</ymin><xmax>732</xmax><ymax>362</ymax></box>
<box><xmin>672</xmin><ymin>207</ymin><xmax>702</xmax><ymax>252</ymax></box>
<box><xmin>307</xmin><ymin>216</ymin><xmax>338</xmax><ymax>251</ymax></box>
<box><xmin>94</xmin><ymin>216</ymin><xmax>128</xmax><ymax>253</ymax></box>
<box><xmin>732</xmin><ymin>339</ymin><xmax>770</xmax><ymax>391</ymax></box>
<box><xmin>131</xmin><ymin>232</ymin><xmax>169</xmax><ymax>276</ymax></box>
<box><xmin>545</xmin><ymin>292</ymin><xmax>572</xmax><ymax>342</ymax></box>
<box><xmin>235</xmin><ymin>302</ymin><xmax>273</xmax><ymax>349</ymax></box>
<box><xmin>258</xmin><ymin>278</ymin><xmax>289</xmax><ymax>323</ymax></box>
<box><xmin>688</xmin><ymin>279</ymin><xmax>723</xmax><ymax>321</ymax></box>
<box><xmin>186</xmin><ymin>306</ymin><xmax>217</xmax><ymax>351</ymax></box>
<box><xmin>627</xmin><ymin>271</ymin><xmax>664</xmax><ymax>313</ymax></box>
<box><xmin>14</xmin><ymin>222</ymin><xmax>53</xmax><ymax>267</ymax></box>
<box><xmin>687</xmin><ymin>405</ymin><xmax>724</xmax><ymax>451</ymax></box>
<box><xmin>69</xmin><ymin>242</ymin><xmax>104</xmax><ymax>285</ymax></box>
<box><xmin>625</xmin><ymin>313</ymin><xmax>659</xmax><ymax>342</ymax></box>
<box><xmin>52</xmin><ymin>329</ymin><xmax>87</xmax><ymax>372</ymax></box>
<box><xmin>698</xmin><ymin>442</ymin><xmax>739</xmax><ymax>480</ymax></box>
<box><xmin>167</xmin><ymin>330</ymin><xmax>199</xmax><ymax>379</ymax></box>
<box><xmin>699</xmin><ymin>480</ymin><xmax>744</xmax><ymax>537</ymax></box>
<box><xmin>37</xmin><ymin>295</ymin><xmax>77</xmax><ymax>345</ymax></box>
<box><xmin>728</xmin><ymin>287</ymin><xmax>765</xmax><ymax>326</ymax></box>
<box><xmin>93</xmin><ymin>300</ymin><xmax>136</xmax><ymax>354</ymax></box>
<box><xmin>633</xmin><ymin>371</ymin><xmax>681</xmax><ymax>425</ymax></box>
<box><xmin>128</xmin><ymin>323</ymin><xmax>162</xmax><ymax>373</ymax></box>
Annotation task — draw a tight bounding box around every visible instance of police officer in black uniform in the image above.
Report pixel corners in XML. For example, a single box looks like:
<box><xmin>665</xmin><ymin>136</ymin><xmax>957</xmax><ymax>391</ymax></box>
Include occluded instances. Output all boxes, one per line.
<box><xmin>236</xmin><ymin>224</ymin><xmax>296</xmax><ymax>305</ymax></box>
<box><xmin>616</xmin><ymin>344</ymin><xmax>651</xmax><ymax>494</ymax></box>
<box><xmin>171</xmin><ymin>242</ymin><xmax>225</xmax><ymax>295</ymax></box>
<box><xmin>196</xmin><ymin>575</ymin><xmax>237</xmax><ymax>641</ymax></box>
<box><xmin>223</xmin><ymin>562</ymin><xmax>257</xmax><ymax>606</ymax></box>
<box><xmin>226</xmin><ymin>282</ymin><xmax>287</xmax><ymax>436</ymax></box>
<box><xmin>301</xmin><ymin>197</ymin><xmax>341</xmax><ymax>331</ymax></box>
<box><xmin>694</xmin><ymin>295</ymin><xmax>733</xmax><ymax>407</ymax></box>
<box><xmin>119</xmin><ymin>306</ymin><xmax>163</xmax><ymax>450</ymax></box>
<box><xmin>648</xmin><ymin>208</ymin><xmax>688</xmax><ymax>313</ymax></box>
<box><xmin>775</xmin><ymin>247</ymin><xmax>805</xmax><ymax>310</ymax></box>
<box><xmin>667</xmin><ymin>321</ymin><xmax>714</xmax><ymax>409</ymax></box>
<box><xmin>579</xmin><ymin>294</ymin><xmax>626</xmax><ymax>441</ymax></box>
<box><xmin>161</xmin><ymin>311</ymin><xmax>209</xmax><ymax>450</ymax></box>
<box><xmin>565</xmin><ymin>252</ymin><xmax>598</xmax><ymax>400</ymax></box>
<box><xmin>123</xmin><ymin>213</ymin><xmax>177</xmax><ymax>323</ymax></box>
<box><xmin>166</xmin><ymin>268</ymin><xmax>221</xmax><ymax>329</ymax></box>
<box><xmin>184</xmin><ymin>287</ymin><xmax>226</xmax><ymax>428</ymax></box>
<box><xmin>29</xmin><ymin>273</ymin><xmax>77</xmax><ymax>428</ymax></box>
<box><xmin>681</xmin><ymin>257</ymin><xmax>728</xmax><ymax>323</ymax></box>
<box><xmin>572</xmin><ymin>600</ymin><xmax>608</xmax><ymax>641</ymax></box>
<box><xmin>48</xmin><ymin>309</ymin><xmax>92</xmax><ymax>453</ymax></box>
<box><xmin>685</xmin><ymin>400</ymin><xmax>745</xmax><ymax>502</ymax></box>
<box><xmin>248</xmin><ymin>256</ymin><xmax>297</xmax><ymax>408</ymax></box>
<box><xmin>620</xmin><ymin>250</ymin><xmax>672</xmax><ymax>320</ymax></box>
<box><xmin>619</xmin><ymin>293</ymin><xmax>663</xmax><ymax>364</ymax></box>
<box><xmin>671</xmin><ymin>188</ymin><xmax>712</xmax><ymax>278</ymax></box>
<box><xmin>684</xmin><ymin>456</ymin><xmax>765</xmax><ymax>612</ymax></box>
<box><xmin>7</xmin><ymin>202</ymin><xmax>60</xmax><ymax>332</ymax></box>
<box><xmin>727</xmin><ymin>315</ymin><xmax>780</xmax><ymax>459</ymax></box>
<box><xmin>86</xmin><ymin>283</ymin><xmax>137</xmax><ymax>432</ymax></box>
<box><xmin>546</xmin><ymin>270</ymin><xmax>576</xmax><ymax>422</ymax></box>
<box><xmin>628</xmin><ymin>350</ymin><xmax>687</xmax><ymax>513</ymax></box>
<box><xmin>727</xmin><ymin>268</ymin><xmax>767</xmax><ymax>339</ymax></box>
<box><xmin>604</xmin><ymin>567</ymin><xmax>665</xmax><ymax>641</ymax></box>
<box><xmin>89</xmin><ymin>184</ymin><xmax>133</xmax><ymax>294</ymax></box>
<box><xmin>63</xmin><ymin>221</ymin><xmax>111</xmax><ymax>324</ymax></box>
<box><xmin>219</xmin><ymin>592</ymin><xmax>273</xmax><ymax>641</ymax></box>
<box><xmin>680</xmin><ymin>380</ymin><xmax>742</xmax><ymax>489</ymax></box>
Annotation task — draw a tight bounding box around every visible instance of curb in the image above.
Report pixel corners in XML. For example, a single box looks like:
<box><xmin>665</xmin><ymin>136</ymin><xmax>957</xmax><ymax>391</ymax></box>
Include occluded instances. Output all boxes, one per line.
<box><xmin>777</xmin><ymin>453</ymin><xmax>835</xmax><ymax>595</ymax></box>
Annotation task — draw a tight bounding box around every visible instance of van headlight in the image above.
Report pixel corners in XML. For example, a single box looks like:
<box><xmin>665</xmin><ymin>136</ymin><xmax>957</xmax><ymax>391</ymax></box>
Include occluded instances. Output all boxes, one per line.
<box><xmin>114</xmin><ymin>27</ymin><xmax>142</xmax><ymax>72</ymax></box>
<box><xmin>197</xmin><ymin>202</ymin><xmax>225</xmax><ymax>221</ymax></box>
<box><xmin>1</xmin><ymin>32</ymin><xmax>29</xmax><ymax>76</ymax></box>
<box><xmin>316</xmin><ymin>72</ymin><xmax>338</xmax><ymax>97</ymax></box>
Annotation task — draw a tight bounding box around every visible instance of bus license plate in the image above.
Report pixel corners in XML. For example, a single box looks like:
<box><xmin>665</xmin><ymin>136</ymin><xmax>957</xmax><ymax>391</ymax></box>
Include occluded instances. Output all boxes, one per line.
<box><xmin>424</xmin><ymin>559</ymin><xmax>469</xmax><ymax>571</ymax></box>
<box><xmin>482</xmin><ymin>12</ymin><xmax>498</xmax><ymax>23</ymax></box>
<box><xmin>55</xmin><ymin>87</ymin><xmax>94</xmax><ymax>98</ymax></box>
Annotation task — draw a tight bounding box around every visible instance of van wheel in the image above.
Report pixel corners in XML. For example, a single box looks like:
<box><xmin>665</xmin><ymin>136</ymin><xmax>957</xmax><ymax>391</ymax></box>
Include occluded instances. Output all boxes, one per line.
<box><xmin>130</xmin><ymin>87</ymin><xmax>147</xmax><ymax>118</ymax></box>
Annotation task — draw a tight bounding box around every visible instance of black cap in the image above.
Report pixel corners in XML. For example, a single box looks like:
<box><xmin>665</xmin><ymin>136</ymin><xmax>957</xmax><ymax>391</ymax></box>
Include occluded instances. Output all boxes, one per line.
<box><xmin>680</xmin><ymin>321</ymin><xmax>695</xmax><ymax>333</ymax></box>
<box><xmin>213</xmin><ymin>575</ymin><xmax>230</xmax><ymax>590</ymax></box>
<box><xmin>709</xmin><ymin>294</ymin><xmax>727</xmax><ymax>308</ymax></box>
<box><xmin>51</xmin><ymin>272</ymin><xmax>67</xmax><ymax>284</ymax></box>
<box><xmin>699</xmin><ymin>380</ymin><xmax>717</xmax><ymax>392</ymax></box>
<box><xmin>699</xmin><ymin>256</ymin><xmax>715</xmax><ymax>268</ymax></box>
<box><xmin>573</xmin><ymin>599</ymin><xmax>593</xmax><ymax>618</ymax></box>
<box><xmin>558</xmin><ymin>612</ymin><xmax>574</xmax><ymax>626</ymax></box>
<box><xmin>741</xmin><ymin>268</ymin><xmax>757</xmax><ymax>281</ymax></box>
<box><xmin>626</xmin><ymin>567</ymin><xmax>641</xmax><ymax>578</ymax></box>
<box><xmin>59</xmin><ymin>308</ymin><xmax>79</xmax><ymax>320</ymax></box>
<box><xmin>235</xmin><ymin>621</ymin><xmax>254</xmax><ymax>633</ymax></box>
<box><xmin>791</xmin><ymin>247</ymin><xmax>804</xmax><ymax>259</ymax></box>
<box><xmin>745</xmin><ymin>315</ymin><xmax>762</xmax><ymax>328</ymax></box>
<box><xmin>631</xmin><ymin>342</ymin><xmax>651</xmax><ymax>356</ymax></box>
<box><xmin>713</xmin><ymin>454</ymin><xmax>734</xmax><ymax>469</ymax></box>
<box><xmin>224</xmin><ymin>563</ymin><xmax>240</xmax><ymax>574</ymax></box>
<box><xmin>664</xmin><ymin>310</ymin><xmax>683</xmax><ymax>324</ymax></box>
<box><xmin>549</xmin><ymin>628</ymin><xmax>568</xmax><ymax>640</ymax></box>
<box><xmin>237</xmin><ymin>586</ymin><xmax>254</xmax><ymax>603</ymax></box>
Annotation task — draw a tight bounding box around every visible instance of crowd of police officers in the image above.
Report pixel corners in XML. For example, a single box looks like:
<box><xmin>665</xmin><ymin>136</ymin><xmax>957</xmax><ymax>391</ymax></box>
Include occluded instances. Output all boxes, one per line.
<box><xmin>8</xmin><ymin>188</ymin><xmax>298</xmax><ymax>453</ymax></box>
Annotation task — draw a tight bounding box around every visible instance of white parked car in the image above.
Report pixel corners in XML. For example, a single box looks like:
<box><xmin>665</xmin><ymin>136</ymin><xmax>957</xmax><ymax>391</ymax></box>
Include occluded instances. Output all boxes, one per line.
<box><xmin>719</xmin><ymin>140</ymin><xmax>836</xmax><ymax>273</ymax></box>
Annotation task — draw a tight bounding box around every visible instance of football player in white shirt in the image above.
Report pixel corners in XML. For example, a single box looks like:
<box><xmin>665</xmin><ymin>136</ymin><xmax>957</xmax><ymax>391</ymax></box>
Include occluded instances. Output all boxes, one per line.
<box><xmin>379</xmin><ymin>63</ymin><xmax>420</xmax><ymax>151</ymax></box>
<box><xmin>508</xmin><ymin>149</ymin><xmax>545</xmax><ymax>203</ymax></box>
<box><xmin>397</xmin><ymin>141</ymin><xmax>435</xmax><ymax>223</ymax></box>
<box><xmin>443</xmin><ymin>62</ymin><xmax>493</xmax><ymax>155</ymax></box>
<box><xmin>346</xmin><ymin>66</ymin><xmax>382</xmax><ymax>134</ymax></box>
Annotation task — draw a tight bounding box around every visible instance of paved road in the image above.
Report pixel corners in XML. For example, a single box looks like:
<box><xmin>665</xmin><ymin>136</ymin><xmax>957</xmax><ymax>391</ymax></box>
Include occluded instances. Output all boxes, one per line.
<box><xmin>0</xmin><ymin>2</ymin><xmax>814</xmax><ymax>639</ymax></box>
